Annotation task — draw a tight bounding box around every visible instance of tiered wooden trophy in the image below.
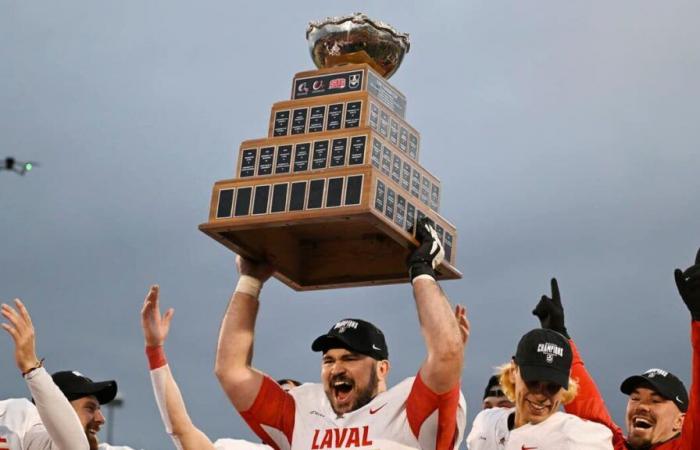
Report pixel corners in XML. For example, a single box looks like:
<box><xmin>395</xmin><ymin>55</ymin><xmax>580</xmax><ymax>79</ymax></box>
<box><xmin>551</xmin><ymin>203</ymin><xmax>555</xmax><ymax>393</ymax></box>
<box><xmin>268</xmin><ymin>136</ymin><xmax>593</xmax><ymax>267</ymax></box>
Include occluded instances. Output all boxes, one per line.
<box><xmin>199</xmin><ymin>13</ymin><xmax>462</xmax><ymax>290</ymax></box>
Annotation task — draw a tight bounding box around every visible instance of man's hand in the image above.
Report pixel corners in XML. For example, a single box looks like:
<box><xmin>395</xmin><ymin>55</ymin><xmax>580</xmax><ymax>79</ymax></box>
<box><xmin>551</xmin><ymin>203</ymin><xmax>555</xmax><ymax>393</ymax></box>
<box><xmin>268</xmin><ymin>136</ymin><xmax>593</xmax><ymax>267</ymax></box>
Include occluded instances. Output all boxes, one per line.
<box><xmin>454</xmin><ymin>304</ymin><xmax>470</xmax><ymax>346</ymax></box>
<box><xmin>532</xmin><ymin>278</ymin><xmax>570</xmax><ymax>338</ymax></box>
<box><xmin>1</xmin><ymin>299</ymin><xmax>42</xmax><ymax>374</ymax></box>
<box><xmin>236</xmin><ymin>255</ymin><xmax>274</xmax><ymax>283</ymax></box>
<box><xmin>141</xmin><ymin>285</ymin><xmax>174</xmax><ymax>347</ymax></box>
<box><xmin>674</xmin><ymin>248</ymin><xmax>700</xmax><ymax>321</ymax></box>
<box><xmin>407</xmin><ymin>218</ymin><xmax>445</xmax><ymax>282</ymax></box>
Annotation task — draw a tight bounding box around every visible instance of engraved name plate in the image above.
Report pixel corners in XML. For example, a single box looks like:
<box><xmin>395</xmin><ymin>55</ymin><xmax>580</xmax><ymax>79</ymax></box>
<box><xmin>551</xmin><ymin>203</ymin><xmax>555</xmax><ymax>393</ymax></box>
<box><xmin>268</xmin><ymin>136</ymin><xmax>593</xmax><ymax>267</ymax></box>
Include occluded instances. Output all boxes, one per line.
<box><xmin>240</xmin><ymin>149</ymin><xmax>257</xmax><ymax>178</ymax></box>
<box><xmin>385</xmin><ymin>188</ymin><xmax>395</xmax><ymax>220</ymax></box>
<box><xmin>273</xmin><ymin>110</ymin><xmax>290</xmax><ymax>137</ymax></box>
<box><xmin>395</xmin><ymin>195</ymin><xmax>406</xmax><ymax>228</ymax></box>
<box><xmin>257</xmin><ymin>147</ymin><xmax>275</xmax><ymax>176</ymax></box>
<box><xmin>401</xmin><ymin>161</ymin><xmax>411</xmax><ymax>191</ymax></box>
<box><xmin>375</xmin><ymin>179</ymin><xmax>386</xmax><ymax>212</ymax></box>
<box><xmin>406</xmin><ymin>202</ymin><xmax>416</xmax><ymax>233</ymax></box>
<box><xmin>399</xmin><ymin>127</ymin><xmax>409</xmax><ymax>153</ymax></box>
<box><xmin>344</xmin><ymin>101</ymin><xmax>362</xmax><ymax>128</ymax></box>
<box><xmin>408</xmin><ymin>133</ymin><xmax>418</xmax><ymax>159</ymax></box>
<box><xmin>293</xmin><ymin>143</ymin><xmax>310</xmax><ymax>172</ymax></box>
<box><xmin>391</xmin><ymin>154</ymin><xmax>401</xmax><ymax>184</ymax></box>
<box><xmin>326</xmin><ymin>103</ymin><xmax>344</xmax><ymax>131</ymax></box>
<box><xmin>311</xmin><ymin>140</ymin><xmax>329</xmax><ymax>170</ymax></box>
<box><xmin>345</xmin><ymin>175</ymin><xmax>363</xmax><ymax>206</ymax></box>
<box><xmin>371</xmin><ymin>139</ymin><xmax>382</xmax><ymax>168</ymax></box>
<box><xmin>349</xmin><ymin>136</ymin><xmax>366</xmax><ymax>165</ymax></box>
<box><xmin>379</xmin><ymin>110</ymin><xmax>389</xmax><ymax>137</ymax></box>
<box><xmin>381</xmin><ymin>146</ymin><xmax>392</xmax><ymax>176</ymax></box>
<box><xmin>308</xmin><ymin>106</ymin><xmax>326</xmax><ymax>133</ymax></box>
<box><xmin>330</xmin><ymin>138</ymin><xmax>348</xmax><ymax>167</ymax></box>
<box><xmin>291</xmin><ymin>108</ymin><xmax>308</xmax><ymax>135</ymax></box>
<box><xmin>411</xmin><ymin>170</ymin><xmax>421</xmax><ymax>198</ymax></box>
<box><xmin>389</xmin><ymin>119</ymin><xmax>399</xmax><ymax>145</ymax></box>
<box><xmin>275</xmin><ymin>145</ymin><xmax>292</xmax><ymax>174</ymax></box>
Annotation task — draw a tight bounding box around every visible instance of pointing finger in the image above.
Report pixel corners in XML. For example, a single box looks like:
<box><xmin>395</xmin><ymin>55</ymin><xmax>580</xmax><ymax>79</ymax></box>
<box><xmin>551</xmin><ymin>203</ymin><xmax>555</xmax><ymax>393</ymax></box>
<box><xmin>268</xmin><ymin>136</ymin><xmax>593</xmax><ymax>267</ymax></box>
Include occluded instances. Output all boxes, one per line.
<box><xmin>550</xmin><ymin>278</ymin><xmax>561</xmax><ymax>304</ymax></box>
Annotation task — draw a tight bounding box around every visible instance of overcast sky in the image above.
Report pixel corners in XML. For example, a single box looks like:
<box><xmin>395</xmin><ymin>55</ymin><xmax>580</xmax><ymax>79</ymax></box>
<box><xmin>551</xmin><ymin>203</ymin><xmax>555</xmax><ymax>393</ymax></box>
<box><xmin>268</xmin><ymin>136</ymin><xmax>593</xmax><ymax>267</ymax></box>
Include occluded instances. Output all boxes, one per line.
<box><xmin>1</xmin><ymin>1</ymin><xmax>699</xmax><ymax>449</ymax></box>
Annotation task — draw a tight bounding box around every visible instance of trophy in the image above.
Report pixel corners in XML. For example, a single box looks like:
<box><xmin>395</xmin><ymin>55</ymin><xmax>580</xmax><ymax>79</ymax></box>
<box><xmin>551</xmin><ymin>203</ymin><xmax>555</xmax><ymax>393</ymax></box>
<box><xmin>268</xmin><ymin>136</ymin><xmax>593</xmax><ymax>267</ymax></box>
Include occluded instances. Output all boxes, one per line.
<box><xmin>199</xmin><ymin>13</ymin><xmax>462</xmax><ymax>290</ymax></box>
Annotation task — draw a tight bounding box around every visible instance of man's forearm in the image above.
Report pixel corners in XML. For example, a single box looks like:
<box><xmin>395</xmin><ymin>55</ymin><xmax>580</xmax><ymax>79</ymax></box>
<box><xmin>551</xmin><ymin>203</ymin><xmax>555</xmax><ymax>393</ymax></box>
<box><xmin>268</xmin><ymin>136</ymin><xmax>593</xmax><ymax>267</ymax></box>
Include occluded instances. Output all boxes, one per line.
<box><xmin>413</xmin><ymin>277</ymin><xmax>464</xmax><ymax>393</ymax></box>
<box><xmin>148</xmin><ymin>348</ymin><xmax>215</xmax><ymax>450</ymax></box>
<box><xmin>215</xmin><ymin>290</ymin><xmax>265</xmax><ymax>411</ymax></box>
<box><xmin>24</xmin><ymin>367</ymin><xmax>89</xmax><ymax>450</ymax></box>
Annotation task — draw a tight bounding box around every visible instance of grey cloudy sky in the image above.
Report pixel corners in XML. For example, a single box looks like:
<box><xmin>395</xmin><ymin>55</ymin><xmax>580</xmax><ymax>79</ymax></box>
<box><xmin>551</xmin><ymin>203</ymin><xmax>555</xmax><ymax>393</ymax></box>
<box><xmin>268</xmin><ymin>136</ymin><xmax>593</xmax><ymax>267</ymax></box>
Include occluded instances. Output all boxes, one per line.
<box><xmin>1</xmin><ymin>1</ymin><xmax>699</xmax><ymax>449</ymax></box>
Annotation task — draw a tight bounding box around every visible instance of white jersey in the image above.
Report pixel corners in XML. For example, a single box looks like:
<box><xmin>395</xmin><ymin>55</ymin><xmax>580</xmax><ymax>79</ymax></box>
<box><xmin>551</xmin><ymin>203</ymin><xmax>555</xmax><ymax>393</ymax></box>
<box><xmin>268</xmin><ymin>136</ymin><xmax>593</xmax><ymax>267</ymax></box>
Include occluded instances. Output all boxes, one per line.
<box><xmin>98</xmin><ymin>444</ymin><xmax>138</xmax><ymax>450</ymax></box>
<box><xmin>240</xmin><ymin>374</ymin><xmax>466</xmax><ymax>450</ymax></box>
<box><xmin>0</xmin><ymin>399</ymin><xmax>41</xmax><ymax>450</ymax></box>
<box><xmin>214</xmin><ymin>439</ymin><xmax>272</xmax><ymax>449</ymax></box>
<box><xmin>467</xmin><ymin>407</ymin><xmax>613</xmax><ymax>450</ymax></box>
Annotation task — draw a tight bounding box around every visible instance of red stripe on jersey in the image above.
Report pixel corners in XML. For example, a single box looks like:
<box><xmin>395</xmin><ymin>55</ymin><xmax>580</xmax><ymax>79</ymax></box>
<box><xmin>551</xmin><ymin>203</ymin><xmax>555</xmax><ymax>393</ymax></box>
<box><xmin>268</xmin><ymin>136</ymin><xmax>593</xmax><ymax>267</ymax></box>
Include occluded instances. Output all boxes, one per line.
<box><xmin>406</xmin><ymin>373</ymin><xmax>460</xmax><ymax>450</ymax></box>
<box><xmin>241</xmin><ymin>375</ymin><xmax>296</xmax><ymax>447</ymax></box>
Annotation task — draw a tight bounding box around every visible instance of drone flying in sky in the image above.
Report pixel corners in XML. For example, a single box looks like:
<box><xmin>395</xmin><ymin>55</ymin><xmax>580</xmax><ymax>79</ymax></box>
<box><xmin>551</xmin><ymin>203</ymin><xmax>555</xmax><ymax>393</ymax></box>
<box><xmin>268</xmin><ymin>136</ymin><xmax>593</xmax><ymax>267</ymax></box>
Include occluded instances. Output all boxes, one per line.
<box><xmin>1</xmin><ymin>157</ymin><xmax>39</xmax><ymax>176</ymax></box>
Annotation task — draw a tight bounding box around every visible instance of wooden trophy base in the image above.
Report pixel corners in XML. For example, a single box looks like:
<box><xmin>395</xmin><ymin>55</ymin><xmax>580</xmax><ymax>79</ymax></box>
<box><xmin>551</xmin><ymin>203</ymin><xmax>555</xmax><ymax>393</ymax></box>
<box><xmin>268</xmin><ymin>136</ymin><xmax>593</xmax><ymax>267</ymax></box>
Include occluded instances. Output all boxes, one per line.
<box><xmin>199</xmin><ymin>166</ymin><xmax>461</xmax><ymax>291</ymax></box>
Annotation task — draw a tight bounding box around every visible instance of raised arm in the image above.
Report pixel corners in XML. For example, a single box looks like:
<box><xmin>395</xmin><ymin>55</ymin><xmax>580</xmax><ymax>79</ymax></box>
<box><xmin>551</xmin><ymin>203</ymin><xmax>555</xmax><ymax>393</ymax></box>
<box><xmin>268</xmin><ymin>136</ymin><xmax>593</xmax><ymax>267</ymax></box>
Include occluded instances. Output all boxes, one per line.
<box><xmin>674</xmin><ymin>248</ymin><xmax>700</xmax><ymax>450</ymax></box>
<box><xmin>408</xmin><ymin>219</ymin><xmax>466</xmax><ymax>394</ymax></box>
<box><xmin>215</xmin><ymin>256</ymin><xmax>274</xmax><ymax>411</ymax></box>
<box><xmin>1</xmin><ymin>299</ymin><xmax>90</xmax><ymax>450</ymax></box>
<box><xmin>532</xmin><ymin>278</ymin><xmax>626</xmax><ymax>449</ymax></box>
<box><xmin>141</xmin><ymin>285</ymin><xmax>215</xmax><ymax>450</ymax></box>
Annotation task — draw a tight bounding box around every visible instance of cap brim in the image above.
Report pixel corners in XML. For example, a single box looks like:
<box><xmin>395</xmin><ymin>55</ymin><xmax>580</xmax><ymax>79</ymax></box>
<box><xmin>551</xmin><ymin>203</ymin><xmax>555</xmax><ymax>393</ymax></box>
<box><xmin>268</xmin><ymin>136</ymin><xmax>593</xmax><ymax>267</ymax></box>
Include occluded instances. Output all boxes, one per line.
<box><xmin>519</xmin><ymin>364</ymin><xmax>569</xmax><ymax>390</ymax></box>
<box><xmin>312</xmin><ymin>335</ymin><xmax>352</xmax><ymax>353</ymax></box>
<box><xmin>620</xmin><ymin>376</ymin><xmax>672</xmax><ymax>400</ymax></box>
<box><xmin>78</xmin><ymin>380</ymin><xmax>118</xmax><ymax>405</ymax></box>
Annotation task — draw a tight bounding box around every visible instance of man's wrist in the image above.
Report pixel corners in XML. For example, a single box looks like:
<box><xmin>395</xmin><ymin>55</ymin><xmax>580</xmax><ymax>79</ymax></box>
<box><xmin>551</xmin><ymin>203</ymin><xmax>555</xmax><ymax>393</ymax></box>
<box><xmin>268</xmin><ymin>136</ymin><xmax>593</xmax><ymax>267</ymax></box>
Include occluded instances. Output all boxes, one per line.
<box><xmin>146</xmin><ymin>345</ymin><xmax>167</xmax><ymax>370</ymax></box>
<box><xmin>21</xmin><ymin>358</ymin><xmax>44</xmax><ymax>377</ymax></box>
<box><xmin>236</xmin><ymin>275</ymin><xmax>262</xmax><ymax>298</ymax></box>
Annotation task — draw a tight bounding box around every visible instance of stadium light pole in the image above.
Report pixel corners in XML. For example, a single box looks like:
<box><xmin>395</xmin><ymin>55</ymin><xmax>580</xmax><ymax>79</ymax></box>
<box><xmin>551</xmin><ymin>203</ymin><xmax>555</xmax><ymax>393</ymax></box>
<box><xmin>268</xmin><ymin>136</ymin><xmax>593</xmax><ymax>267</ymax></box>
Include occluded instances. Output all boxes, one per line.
<box><xmin>106</xmin><ymin>394</ymin><xmax>124</xmax><ymax>444</ymax></box>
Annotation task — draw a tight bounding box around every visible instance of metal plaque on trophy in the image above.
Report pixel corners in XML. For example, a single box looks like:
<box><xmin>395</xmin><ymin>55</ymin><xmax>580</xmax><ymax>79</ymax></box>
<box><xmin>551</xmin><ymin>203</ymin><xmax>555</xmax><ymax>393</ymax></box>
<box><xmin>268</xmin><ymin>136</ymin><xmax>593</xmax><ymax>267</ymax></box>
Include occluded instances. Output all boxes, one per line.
<box><xmin>199</xmin><ymin>13</ymin><xmax>462</xmax><ymax>290</ymax></box>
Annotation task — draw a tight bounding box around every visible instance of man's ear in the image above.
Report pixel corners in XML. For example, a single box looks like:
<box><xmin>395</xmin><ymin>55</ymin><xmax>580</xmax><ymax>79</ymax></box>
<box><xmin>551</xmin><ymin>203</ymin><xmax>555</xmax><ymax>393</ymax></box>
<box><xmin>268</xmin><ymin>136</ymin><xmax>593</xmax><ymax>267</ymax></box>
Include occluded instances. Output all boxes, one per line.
<box><xmin>377</xmin><ymin>359</ymin><xmax>390</xmax><ymax>381</ymax></box>
<box><xmin>673</xmin><ymin>412</ymin><xmax>685</xmax><ymax>432</ymax></box>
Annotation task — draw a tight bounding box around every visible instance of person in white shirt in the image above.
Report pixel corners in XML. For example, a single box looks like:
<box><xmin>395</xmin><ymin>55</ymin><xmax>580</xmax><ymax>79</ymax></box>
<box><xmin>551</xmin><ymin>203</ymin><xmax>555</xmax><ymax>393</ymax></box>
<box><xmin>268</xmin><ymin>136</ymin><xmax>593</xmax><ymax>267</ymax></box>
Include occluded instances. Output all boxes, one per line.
<box><xmin>467</xmin><ymin>328</ymin><xmax>613</xmax><ymax>450</ymax></box>
<box><xmin>1</xmin><ymin>298</ymin><xmax>135</xmax><ymax>450</ymax></box>
<box><xmin>215</xmin><ymin>218</ymin><xmax>468</xmax><ymax>450</ymax></box>
<box><xmin>141</xmin><ymin>284</ymin><xmax>272</xmax><ymax>450</ymax></box>
<box><xmin>1</xmin><ymin>299</ymin><xmax>89</xmax><ymax>450</ymax></box>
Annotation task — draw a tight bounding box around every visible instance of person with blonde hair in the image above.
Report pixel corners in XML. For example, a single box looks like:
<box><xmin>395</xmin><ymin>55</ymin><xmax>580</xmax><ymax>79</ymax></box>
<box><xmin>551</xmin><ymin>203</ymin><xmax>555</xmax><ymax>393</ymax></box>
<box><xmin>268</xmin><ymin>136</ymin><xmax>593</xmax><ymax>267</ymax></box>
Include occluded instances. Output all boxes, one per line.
<box><xmin>466</xmin><ymin>327</ymin><xmax>613</xmax><ymax>449</ymax></box>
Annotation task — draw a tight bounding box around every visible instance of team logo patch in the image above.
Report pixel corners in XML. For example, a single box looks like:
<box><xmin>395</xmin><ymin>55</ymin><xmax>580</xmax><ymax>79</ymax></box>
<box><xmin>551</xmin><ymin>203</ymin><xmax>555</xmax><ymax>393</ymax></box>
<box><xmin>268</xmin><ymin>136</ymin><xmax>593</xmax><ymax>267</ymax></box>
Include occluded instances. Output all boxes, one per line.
<box><xmin>537</xmin><ymin>342</ymin><xmax>564</xmax><ymax>364</ymax></box>
<box><xmin>349</xmin><ymin>74</ymin><xmax>360</xmax><ymax>88</ymax></box>
<box><xmin>333</xmin><ymin>319</ymin><xmax>358</xmax><ymax>333</ymax></box>
<box><xmin>645</xmin><ymin>368</ymin><xmax>668</xmax><ymax>378</ymax></box>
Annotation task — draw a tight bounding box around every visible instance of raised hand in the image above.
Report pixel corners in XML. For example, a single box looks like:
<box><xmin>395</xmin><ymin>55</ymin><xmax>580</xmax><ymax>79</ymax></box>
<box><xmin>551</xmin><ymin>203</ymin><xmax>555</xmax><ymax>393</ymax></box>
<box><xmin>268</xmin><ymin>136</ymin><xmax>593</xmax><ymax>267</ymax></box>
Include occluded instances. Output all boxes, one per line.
<box><xmin>1</xmin><ymin>299</ymin><xmax>42</xmax><ymax>374</ymax></box>
<box><xmin>236</xmin><ymin>255</ymin><xmax>274</xmax><ymax>283</ymax></box>
<box><xmin>407</xmin><ymin>218</ymin><xmax>445</xmax><ymax>282</ymax></box>
<box><xmin>532</xmin><ymin>278</ymin><xmax>570</xmax><ymax>338</ymax></box>
<box><xmin>454</xmin><ymin>304</ymin><xmax>470</xmax><ymax>346</ymax></box>
<box><xmin>674</xmin><ymin>248</ymin><xmax>700</xmax><ymax>321</ymax></box>
<box><xmin>141</xmin><ymin>285</ymin><xmax>174</xmax><ymax>347</ymax></box>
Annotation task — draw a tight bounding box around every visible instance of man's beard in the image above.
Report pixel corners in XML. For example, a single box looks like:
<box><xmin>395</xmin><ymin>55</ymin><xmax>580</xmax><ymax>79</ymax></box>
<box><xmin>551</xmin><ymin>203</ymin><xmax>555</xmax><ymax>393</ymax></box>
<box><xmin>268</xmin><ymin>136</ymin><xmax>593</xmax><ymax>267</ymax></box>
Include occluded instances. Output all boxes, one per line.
<box><xmin>626</xmin><ymin>435</ymin><xmax>652</xmax><ymax>450</ymax></box>
<box><xmin>353</xmin><ymin>368</ymin><xmax>379</xmax><ymax>412</ymax></box>
<box><xmin>328</xmin><ymin>368</ymin><xmax>379</xmax><ymax>415</ymax></box>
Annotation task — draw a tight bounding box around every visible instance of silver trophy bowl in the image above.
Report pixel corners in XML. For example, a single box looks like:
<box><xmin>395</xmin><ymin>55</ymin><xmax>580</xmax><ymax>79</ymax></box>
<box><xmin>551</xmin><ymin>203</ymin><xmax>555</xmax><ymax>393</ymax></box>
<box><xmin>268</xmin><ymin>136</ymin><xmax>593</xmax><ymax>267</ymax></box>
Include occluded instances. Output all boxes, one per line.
<box><xmin>306</xmin><ymin>13</ymin><xmax>410</xmax><ymax>79</ymax></box>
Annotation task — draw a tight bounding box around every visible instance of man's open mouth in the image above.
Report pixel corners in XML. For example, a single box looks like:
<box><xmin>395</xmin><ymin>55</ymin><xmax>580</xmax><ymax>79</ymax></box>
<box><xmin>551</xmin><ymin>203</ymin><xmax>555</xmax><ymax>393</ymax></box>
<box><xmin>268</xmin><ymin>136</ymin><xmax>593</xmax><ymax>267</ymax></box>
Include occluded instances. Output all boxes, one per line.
<box><xmin>333</xmin><ymin>380</ymin><xmax>354</xmax><ymax>403</ymax></box>
<box><xmin>631</xmin><ymin>416</ymin><xmax>654</xmax><ymax>431</ymax></box>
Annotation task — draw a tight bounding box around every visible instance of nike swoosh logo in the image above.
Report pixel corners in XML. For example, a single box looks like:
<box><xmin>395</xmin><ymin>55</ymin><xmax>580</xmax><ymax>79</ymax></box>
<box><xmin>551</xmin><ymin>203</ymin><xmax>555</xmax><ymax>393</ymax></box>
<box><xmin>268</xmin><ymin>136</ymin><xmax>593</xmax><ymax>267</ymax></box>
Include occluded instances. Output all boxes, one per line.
<box><xmin>372</xmin><ymin>344</ymin><xmax>382</xmax><ymax>351</ymax></box>
<box><xmin>369</xmin><ymin>403</ymin><xmax>387</xmax><ymax>414</ymax></box>
<box><xmin>676</xmin><ymin>396</ymin><xmax>684</xmax><ymax>404</ymax></box>
<box><xmin>522</xmin><ymin>446</ymin><xmax>538</xmax><ymax>450</ymax></box>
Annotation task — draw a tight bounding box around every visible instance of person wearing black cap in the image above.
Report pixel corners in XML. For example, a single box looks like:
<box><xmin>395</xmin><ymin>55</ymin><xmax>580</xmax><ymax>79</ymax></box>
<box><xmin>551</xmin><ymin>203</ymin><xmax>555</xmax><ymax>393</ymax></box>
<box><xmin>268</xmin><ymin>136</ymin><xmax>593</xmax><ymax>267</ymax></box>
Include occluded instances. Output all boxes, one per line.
<box><xmin>481</xmin><ymin>375</ymin><xmax>514</xmax><ymax>410</ymax></box>
<box><xmin>533</xmin><ymin>248</ymin><xmax>700</xmax><ymax>450</ymax></box>
<box><xmin>215</xmin><ymin>218</ymin><xmax>467</xmax><ymax>450</ymax></box>
<box><xmin>466</xmin><ymin>328</ymin><xmax>613</xmax><ymax>449</ymax></box>
<box><xmin>1</xmin><ymin>299</ymin><xmax>89</xmax><ymax>450</ymax></box>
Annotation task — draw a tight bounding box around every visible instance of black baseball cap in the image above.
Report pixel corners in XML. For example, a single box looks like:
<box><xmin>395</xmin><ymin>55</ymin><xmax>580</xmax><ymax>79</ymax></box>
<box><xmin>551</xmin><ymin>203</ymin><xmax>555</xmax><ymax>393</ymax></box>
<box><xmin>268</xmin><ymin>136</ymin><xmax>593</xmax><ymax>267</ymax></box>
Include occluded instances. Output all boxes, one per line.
<box><xmin>513</xmin><ymin>328</ymin><xmax>572</xmax><ymax>389</ymax></box>
<box><xmin>312</xmin><ymin>318</ymin><xmax>388</xmax><ymax>360</ymax></box>
<box><xmin>483</xmin><ymin>375</ymin><xmax>506</xmax><ymax>400</ymax></box>
<box><xmin>52</xmin><ymin>371</ymin><xmax>117</xmax><ymax>405</ymax></box>
<box><xmin>620</xmin><ymin>368</ymin><xmax>688</xmax><ymax>412</ymax></box>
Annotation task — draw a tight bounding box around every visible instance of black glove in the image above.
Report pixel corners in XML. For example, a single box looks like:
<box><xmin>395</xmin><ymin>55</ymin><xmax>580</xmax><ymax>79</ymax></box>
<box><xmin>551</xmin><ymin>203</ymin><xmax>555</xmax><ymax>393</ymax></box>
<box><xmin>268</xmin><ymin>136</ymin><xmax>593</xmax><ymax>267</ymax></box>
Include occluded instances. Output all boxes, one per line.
<box><xmin>407</xmin><ymin>218</ymin><xmax>444</xmax><ymax>282</ymax></box>
<box><xmin>674</xmin><ymin>248</ymin><xmax>700</xmax><ymax>321</ymax></box>
<box><xmin>532</xmin><ymin>278</ymin><xmax>570</xmax><ymax>338</ymax></box>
